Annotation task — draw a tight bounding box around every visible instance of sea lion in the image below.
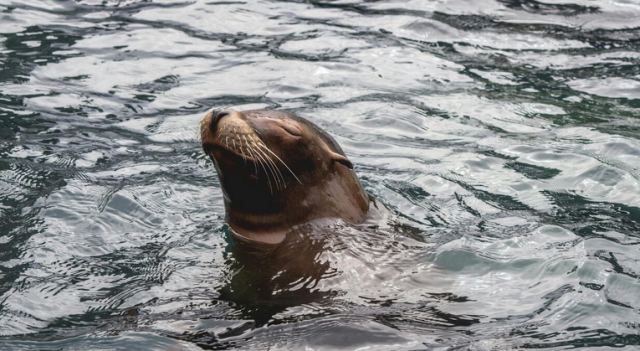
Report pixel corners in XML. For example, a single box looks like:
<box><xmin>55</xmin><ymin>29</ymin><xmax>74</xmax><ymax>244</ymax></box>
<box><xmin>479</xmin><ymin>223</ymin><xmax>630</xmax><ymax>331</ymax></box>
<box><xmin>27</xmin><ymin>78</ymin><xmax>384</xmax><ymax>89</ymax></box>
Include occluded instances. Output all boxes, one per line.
<box><xmin>200</xmin><ymin>109</ymin><xmax>369</xmax><ymax>244</ymax></box>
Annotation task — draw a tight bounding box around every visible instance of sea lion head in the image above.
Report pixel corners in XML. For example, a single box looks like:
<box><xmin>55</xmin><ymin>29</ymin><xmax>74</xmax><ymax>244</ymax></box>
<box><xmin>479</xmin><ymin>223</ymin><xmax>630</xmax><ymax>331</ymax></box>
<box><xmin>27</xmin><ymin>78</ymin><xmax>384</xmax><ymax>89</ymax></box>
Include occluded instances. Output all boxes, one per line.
<box><xmin>200</xmin><ymin>109</ymin><xmax>368</xmax><ymax>243</ymax></box>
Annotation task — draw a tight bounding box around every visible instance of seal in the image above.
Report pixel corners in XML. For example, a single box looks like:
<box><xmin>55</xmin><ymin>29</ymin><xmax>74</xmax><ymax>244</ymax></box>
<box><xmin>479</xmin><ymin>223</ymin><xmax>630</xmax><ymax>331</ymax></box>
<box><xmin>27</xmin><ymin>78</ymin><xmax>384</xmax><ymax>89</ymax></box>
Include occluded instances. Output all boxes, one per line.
<box><xmin>200</xmin><ymin>109</ymin><xmax>369</xmax><ymax>244</ymax></box>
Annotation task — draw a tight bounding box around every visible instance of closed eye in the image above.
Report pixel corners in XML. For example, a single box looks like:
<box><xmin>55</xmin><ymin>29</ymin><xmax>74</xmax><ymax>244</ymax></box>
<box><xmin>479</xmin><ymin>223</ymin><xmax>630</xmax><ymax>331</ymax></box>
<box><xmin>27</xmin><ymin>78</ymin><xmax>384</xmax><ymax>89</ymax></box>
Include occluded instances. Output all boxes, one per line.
<box><xmin>279</xmin><ymin>121</ymin><xmax>303</xmax><ymax>137</ymax></box>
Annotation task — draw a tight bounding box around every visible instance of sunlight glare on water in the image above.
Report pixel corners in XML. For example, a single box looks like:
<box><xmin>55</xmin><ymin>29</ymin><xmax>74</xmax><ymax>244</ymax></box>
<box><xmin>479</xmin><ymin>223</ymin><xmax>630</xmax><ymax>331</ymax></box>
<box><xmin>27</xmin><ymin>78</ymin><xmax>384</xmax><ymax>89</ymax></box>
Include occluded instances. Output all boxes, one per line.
<box><xmin>1</xmin><ymin>0</ymin><xmax>639</xmax><ymax>349</ymax></box>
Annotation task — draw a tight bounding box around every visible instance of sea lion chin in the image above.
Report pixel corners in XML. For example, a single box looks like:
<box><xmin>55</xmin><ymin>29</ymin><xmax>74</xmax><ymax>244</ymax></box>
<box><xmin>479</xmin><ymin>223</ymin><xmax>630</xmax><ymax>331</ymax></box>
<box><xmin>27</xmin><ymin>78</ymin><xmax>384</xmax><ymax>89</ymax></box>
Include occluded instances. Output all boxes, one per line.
<box><xmin>200</xmin><ymin>109</ymin><xmax>369</xmax><ymax>244</ymax></box>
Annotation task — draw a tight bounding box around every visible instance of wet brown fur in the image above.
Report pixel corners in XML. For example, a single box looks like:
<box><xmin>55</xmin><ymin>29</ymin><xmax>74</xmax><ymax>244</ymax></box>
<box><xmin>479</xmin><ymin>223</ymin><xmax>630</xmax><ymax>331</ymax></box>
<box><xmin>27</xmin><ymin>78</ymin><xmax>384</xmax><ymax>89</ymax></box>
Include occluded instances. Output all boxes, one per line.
<box><xmin>200</xmin><ymin>109</ymin><xmax>369</xmax><ymax>244</ymax></box>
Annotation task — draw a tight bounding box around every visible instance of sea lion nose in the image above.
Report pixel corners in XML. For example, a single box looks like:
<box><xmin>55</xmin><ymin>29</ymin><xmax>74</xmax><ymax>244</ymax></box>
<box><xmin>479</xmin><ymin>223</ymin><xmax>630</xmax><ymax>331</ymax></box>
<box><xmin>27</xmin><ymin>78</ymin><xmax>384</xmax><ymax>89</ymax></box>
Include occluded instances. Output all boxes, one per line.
<box><xmin>209</xmin><ymin>110</ymin><xmax>230</xmax><ymax>131</ymax></box>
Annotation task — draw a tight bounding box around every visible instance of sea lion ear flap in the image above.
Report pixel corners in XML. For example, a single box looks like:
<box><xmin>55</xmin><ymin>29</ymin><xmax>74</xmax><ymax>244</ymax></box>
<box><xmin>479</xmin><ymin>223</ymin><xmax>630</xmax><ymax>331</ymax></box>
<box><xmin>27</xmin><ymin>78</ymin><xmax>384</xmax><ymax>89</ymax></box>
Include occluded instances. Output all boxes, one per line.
<box><xmin>329</xmin><ymin>151</ymin><xmax>353</xmax><ymax>169</ymax></box>
<box><xmin>321</xmin><ymin>140</ymin><xmax>354</xmax><ymax>169</ymax></box>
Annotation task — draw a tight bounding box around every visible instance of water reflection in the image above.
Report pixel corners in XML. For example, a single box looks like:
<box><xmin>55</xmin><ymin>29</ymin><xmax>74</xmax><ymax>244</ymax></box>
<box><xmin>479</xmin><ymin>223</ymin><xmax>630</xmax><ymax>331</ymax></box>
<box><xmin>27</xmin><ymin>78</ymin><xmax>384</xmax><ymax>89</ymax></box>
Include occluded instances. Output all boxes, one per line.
<box><xmin>1</xmin><ymin>0</ymin><xmax>640</xmax><ymax>349</ymax></box>
<box><xmin>219</xmin><ymin>225</ymin><xmax>338</xmax><ymax>325</ymax></box>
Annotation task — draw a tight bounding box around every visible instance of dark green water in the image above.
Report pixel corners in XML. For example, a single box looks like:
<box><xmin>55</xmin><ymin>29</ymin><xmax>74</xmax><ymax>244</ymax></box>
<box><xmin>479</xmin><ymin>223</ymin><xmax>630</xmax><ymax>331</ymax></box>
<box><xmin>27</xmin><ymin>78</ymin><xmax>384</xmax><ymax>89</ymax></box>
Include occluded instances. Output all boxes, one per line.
<box><xmin>1</xmin><ymin>0</ymin><xmax>639</xmax><ymax>350</ymax></box>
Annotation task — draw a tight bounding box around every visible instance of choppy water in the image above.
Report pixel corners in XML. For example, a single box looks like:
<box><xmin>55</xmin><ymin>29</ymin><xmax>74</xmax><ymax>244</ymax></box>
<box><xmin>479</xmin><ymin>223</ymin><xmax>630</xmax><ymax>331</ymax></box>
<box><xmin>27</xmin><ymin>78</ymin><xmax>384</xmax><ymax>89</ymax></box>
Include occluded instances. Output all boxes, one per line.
<box><xmin>1</xmin><ymin>0</ymin><xmax>639</xmax><ymax>349</ymax></box>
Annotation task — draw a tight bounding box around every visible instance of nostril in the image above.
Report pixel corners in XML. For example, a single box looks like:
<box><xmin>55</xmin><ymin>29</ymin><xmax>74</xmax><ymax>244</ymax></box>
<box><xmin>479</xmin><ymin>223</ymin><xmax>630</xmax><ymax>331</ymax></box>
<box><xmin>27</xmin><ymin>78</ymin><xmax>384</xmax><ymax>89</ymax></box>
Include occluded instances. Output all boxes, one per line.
<box><xmin>215</xmin><ymin>111</ymin><xmax>230</xmax><ymax>119</ymax></box>
<box><xmin>210</xmin><ymin>110</ymin><xmax>230</xmax><ymax>131</ymax></box>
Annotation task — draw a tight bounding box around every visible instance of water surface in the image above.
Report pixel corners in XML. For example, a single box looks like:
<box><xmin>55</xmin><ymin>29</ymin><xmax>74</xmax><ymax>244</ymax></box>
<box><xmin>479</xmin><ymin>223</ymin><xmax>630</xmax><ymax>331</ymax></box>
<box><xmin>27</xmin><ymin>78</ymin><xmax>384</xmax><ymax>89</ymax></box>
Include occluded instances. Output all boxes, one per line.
<box><xmin>1</xmin><ymin>0</ymin><xmax>639</xmax><ymax>349</ymax></box>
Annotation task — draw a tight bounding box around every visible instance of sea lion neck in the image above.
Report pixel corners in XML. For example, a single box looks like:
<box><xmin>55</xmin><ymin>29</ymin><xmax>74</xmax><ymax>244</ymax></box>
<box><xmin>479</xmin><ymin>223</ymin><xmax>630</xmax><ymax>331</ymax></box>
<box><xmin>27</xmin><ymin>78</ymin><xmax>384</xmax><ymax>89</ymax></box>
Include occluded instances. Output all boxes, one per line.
<box><xmin>224</xmin><ymin>180</ymin><xmax>315</xmax><ymax>224</ymax></box>
<box><xmin>215</xmin><ymin>156</ymin><xmax>312</xmax><ymax>214</ymax></box>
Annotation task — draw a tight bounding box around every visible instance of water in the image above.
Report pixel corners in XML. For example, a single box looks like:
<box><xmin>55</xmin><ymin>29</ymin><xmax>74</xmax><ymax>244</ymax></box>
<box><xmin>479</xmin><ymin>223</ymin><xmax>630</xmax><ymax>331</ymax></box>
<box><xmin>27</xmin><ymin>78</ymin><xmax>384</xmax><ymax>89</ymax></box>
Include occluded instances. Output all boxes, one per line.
<box><xmin>1</xmin><ymin>0</ymin><xmax>639</xmax><ymax>349</ymax></box>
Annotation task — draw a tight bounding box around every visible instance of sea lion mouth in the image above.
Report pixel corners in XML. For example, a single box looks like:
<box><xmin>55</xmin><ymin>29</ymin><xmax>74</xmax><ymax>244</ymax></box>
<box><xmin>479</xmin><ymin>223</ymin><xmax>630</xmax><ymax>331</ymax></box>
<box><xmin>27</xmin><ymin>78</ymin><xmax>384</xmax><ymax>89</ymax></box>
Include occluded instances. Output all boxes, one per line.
<box><xmin>200</xmin><ymin>110</ymin><xmax>302</xmax><ymax>193</ymax></box>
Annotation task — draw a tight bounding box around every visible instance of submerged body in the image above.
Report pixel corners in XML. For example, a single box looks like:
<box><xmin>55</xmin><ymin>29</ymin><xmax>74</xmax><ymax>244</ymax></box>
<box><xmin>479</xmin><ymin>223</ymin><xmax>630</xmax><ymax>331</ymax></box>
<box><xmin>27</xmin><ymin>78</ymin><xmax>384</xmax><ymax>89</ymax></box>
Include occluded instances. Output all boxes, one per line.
<box><xmin>200</xmin><ymin>109</ymin><xmax>369</xmax><ymax>244</ymax></box>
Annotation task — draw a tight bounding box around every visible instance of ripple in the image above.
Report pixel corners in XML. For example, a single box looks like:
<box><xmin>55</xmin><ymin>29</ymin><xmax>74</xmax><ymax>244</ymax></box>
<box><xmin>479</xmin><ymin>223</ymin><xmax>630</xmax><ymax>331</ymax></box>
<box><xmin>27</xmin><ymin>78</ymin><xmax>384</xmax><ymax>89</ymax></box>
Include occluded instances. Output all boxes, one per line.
<box><xmin>2</xmin><ymin>0</ymin><xmax>640</xmax><ymax>349</ymax></box>
<box><xmin>228</xmin><ymin>315</ymin><xmax>425</xmax><ymax>351</ymax></box>
<box><xmin>569</xmin><ymin>77</ymin><xmax>640</xmax><ymax>100</ymax></box>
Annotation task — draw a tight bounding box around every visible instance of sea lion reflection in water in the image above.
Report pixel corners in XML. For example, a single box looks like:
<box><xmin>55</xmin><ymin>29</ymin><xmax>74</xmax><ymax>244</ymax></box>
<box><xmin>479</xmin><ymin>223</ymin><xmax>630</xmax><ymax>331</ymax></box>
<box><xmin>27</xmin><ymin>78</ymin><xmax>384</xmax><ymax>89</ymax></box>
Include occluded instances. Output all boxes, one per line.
<box><xmin>200</xmin><ymin>109</ymin><xmax>370</xmax><ymax>245</ymax></box>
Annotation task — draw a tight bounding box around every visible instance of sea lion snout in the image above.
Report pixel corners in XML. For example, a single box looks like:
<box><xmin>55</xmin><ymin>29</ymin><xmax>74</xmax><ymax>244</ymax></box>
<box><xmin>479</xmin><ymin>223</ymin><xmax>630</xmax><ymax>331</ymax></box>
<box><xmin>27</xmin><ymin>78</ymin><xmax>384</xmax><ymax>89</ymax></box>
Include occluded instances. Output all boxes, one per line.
<box><xmin>200</xmin><ymin>110</ymin><xmax>251</xmax><ymax>152</ymax></box>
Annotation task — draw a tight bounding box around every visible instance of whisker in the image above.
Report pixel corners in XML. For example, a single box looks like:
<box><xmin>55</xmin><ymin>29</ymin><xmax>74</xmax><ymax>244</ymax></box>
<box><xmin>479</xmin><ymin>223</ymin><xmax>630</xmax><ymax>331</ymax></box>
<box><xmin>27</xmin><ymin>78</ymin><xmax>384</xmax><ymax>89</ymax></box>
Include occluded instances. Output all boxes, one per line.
<box><xmin>254</xmin><ymin>144</ymin><xmax>283</xmax><ymax>191</ymax></box>
<box><xmin>239</xmin><ymin>137</ymin><xmax>248</xmax><ymax>165</ymax></box>
<box><xmin>242</xmin><ymin>136</ymin><xmax>259</xmax><ymax>175</ymax></box>
<box><xmin>253</xmin><ymin>149</ymin><xmax>273</xmax><ymax>194</ymax></box>
<box><xmin>255</xmin><ymin>136</ymin><xmax>287</xmax><ymax>190</ymax></box>
<box><xmin>257</xmin><ymin>146</ymin><xmax>285</xmax><ymax>191</ymax></box>
<box><xmin>261</xmin><ymin>147</ymin><xmax>286</xmax><ymax>190</ymax></box>
<box><xmin>256</xmin><ymin>150</ymin><xmax>273</xmax><ymax>194</ymax></box>
<box><xmin>244</xmin><ymin>136</ymin><xmax>277</xmax><ymax>192</ymax></box>
<box><xmin>258</xmin><ymin>144</ymin><xmax>302</xmax><ymax>184</ymax></box>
